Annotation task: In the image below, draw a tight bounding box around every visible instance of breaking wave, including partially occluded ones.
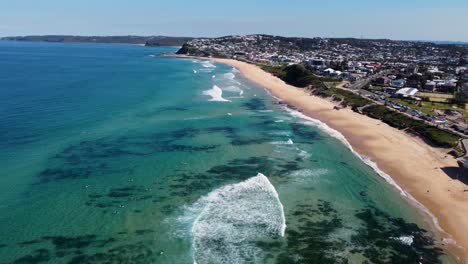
[201,61,216,68]
[223,72,236,80]
[203,85,231,102]
[272,138,294,145]
[297,149,312,159]
[222,85,244,96]
[190,173,286,264]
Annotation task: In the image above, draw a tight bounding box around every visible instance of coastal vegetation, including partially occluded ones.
[261,64,329,88]
[176,43,227,58]
[362,105,460,148]
[260,64,461,148]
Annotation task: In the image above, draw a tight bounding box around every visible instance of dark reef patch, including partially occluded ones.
[289,122,321,142]
[134,229,155,236]
[243,97,267,111]
[206,156,277,180]
[42,235,97,251]
[136,106,189,118]
[204,126,238,136]
[85,185,155,209]
[67,241,159,264]
[276,200,444,264]
[277,200,348,264]
[230,137,273,146]
[17,240,42,246]
[12,248,51,264]
[159,156,305,207]
[352,208,443,264]
[37,127,222,183]
[11,231,160,264]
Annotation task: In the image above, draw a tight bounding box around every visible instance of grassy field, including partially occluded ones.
[324,82,342,88]
[389,98,468,121]
[416,92,455,103]
[366,85,383,92]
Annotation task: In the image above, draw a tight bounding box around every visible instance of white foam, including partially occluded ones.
[190,173,286,264]
[269,131,291,137]
[275,120,284,123]
[272,138,294,145]
[395,235,414,246]
[212,75,216,79]
[193,69,197,74]
[298,149,312,159]
[222,85,244,96]
[283,106,447,236]
[202,85,231,102]
[222,66,448,241]
[223,72,236,80]
[442,238,457,245]
[198,68,214,73]
[201,61,216,68]
[289,168,328,179]
[183,116,211,121]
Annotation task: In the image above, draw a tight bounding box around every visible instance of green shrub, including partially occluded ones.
[363,105,460,147]
[261,64,461,148]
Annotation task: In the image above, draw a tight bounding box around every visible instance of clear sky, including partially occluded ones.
[1,0,468,41]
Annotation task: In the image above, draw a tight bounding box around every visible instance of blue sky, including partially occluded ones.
[1,0,468,41]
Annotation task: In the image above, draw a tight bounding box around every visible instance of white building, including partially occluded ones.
[395,88,419,97]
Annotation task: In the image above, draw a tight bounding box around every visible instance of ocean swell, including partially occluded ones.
[190,173,286,264]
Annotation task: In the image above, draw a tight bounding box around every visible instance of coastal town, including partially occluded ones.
[178,34,468,168]
[5,0,468,262]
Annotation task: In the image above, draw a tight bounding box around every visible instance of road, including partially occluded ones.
[333,72,468,137]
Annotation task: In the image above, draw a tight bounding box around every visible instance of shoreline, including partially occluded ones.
[175,55,468,262]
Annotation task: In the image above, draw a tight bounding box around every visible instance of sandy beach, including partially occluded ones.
[188,56,468,262]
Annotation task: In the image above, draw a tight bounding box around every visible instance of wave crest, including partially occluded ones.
[203,85,231,102]
[191,173,286,264]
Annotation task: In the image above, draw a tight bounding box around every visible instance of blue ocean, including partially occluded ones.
[0,41,456,263]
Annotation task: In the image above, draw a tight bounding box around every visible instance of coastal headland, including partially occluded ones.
[175,54,468,262]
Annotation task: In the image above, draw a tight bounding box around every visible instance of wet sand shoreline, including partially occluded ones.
[173,54,468,263]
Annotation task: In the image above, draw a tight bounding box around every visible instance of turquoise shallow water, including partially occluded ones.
[0,41,456,263]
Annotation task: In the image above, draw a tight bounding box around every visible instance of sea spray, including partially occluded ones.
[189,173,286,264]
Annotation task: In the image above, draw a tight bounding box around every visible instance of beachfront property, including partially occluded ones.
[394,87,419,98]
[180,35,468,133]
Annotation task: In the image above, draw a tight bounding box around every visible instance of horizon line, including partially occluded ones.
[2,34,468,44]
